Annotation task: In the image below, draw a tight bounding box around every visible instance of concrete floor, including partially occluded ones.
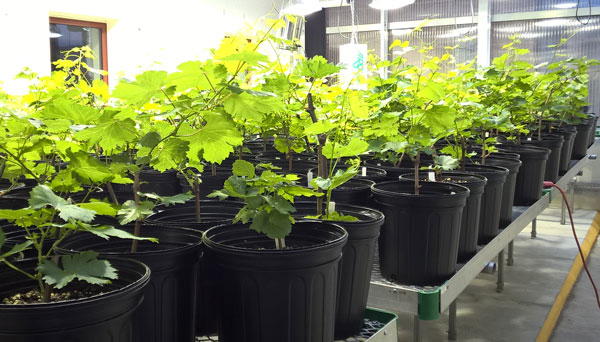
[389,207,599,342]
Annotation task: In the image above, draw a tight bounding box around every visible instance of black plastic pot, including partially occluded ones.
[549,129,577,174]
[399,172,487,262]
[572,118,594,159]
[203,221,348,342]
[371,181,469,285]
[499,144,551,206]
[477,157,522,229]
[146,200,243,337]
[176,167,232,198]
[258,159,318,174]
[331,178,376,206]
[588,113,598,147]
[58,225,202,342]
[363,159,425,182]
[0,258,150,342]
[292,202,384,338]
[139,168,181,196]
[461,165,508,244]
[256,151,315,162]
[308,166,387,183]
[521,134,564,183]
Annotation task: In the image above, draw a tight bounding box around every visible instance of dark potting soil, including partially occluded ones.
[2,282,116,304]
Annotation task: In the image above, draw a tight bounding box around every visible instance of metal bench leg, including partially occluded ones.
[414,315,422,342]
[507,240,514,266]
[531,218,537,239]
[448,300,457,341]
[497,249,505,293]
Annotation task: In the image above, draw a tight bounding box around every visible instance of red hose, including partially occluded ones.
[544,181,600,310]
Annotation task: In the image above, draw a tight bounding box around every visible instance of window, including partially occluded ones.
[49,17,108,84]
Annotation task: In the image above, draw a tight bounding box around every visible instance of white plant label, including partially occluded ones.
[362,166,367,176]
[339,43,368,90]
[428,172,436,182]
[307,171,313,188]
[328,201,336,213]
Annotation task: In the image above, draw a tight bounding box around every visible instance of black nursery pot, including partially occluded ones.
[139,168,181,196]
[521,134,564,183]
[499,144,551,206]
[259,159,318,174]
[399,172,487,262]
[176,167,233,199]
[330,178,376,206]
[371,181,469,285]
[364,158,433,182]
[308,166,387,183]
[146,200,243,336]
[588,113,598,147]
[549,129,577,174]
[58,225,202,342]
[203,221,348,342]
[292,202,384,338]
[0,258,150,342]
[462,164,508,244]
[477,157,522,229]
[572,118,594,159]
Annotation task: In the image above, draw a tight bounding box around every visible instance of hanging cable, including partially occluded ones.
[350,0,358,44]
[336,0,351,39]
[576,0,592,26]
[544,181,600,310]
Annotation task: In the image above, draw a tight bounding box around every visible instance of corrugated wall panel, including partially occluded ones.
[492,0,600,14]
[388,0,478,22]
[389,24,477,68]
[491,17,600,115]
[326,30,380,65]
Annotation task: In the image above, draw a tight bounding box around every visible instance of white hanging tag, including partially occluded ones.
[428,172,436,182]
[328,201,336,213]
[361,166,367,176]
[307,171,313,188]
[485,132,490,138]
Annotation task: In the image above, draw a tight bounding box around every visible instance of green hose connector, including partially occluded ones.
[542,188,552,202]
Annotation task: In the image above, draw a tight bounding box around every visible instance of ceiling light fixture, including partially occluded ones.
[369,0,415,10]
[281,0,323,16]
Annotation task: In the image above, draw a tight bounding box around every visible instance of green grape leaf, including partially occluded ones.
[232,159,255,177]
[83,224,158,242]
[150,138,189,172]
[433,155,459,171]
[264,194,296,215]
[304,120,335,135]
[218,50,269,66]
[77,201,119,216]
[74,118,137,151]
[295,56,341,79]
[140,131,162,148]
[67,151,114,184]
[39,99,102,125]
[250,209,292,240]
[322,138,368,159]
[0,240,33,260]
[139,192,194,206]
[223,92,284,121]
[37,251,117,289]
[116,200,154,225]
[182,112,243,164]
[112,70,167,106]
[310,177,332,190]
[166,60,228,92]
[29,185,96,223]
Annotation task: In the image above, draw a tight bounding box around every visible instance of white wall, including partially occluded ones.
[0,0,285,93]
